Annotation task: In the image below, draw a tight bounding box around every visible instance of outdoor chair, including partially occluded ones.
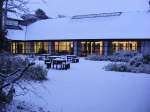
[45,62,51,69]
[45,59,50,64]
[52,60,62,70]
[72,58,79,63]
[62,62,70,70]
[39,56,44,61]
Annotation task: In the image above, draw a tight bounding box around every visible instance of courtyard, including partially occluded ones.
[14,58,150,112]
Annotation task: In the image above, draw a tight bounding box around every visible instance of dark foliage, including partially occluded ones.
[35,8,49,19]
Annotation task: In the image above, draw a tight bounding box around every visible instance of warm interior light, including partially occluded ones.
[112,41,138,52]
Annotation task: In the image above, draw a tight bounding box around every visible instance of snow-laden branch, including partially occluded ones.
[0,62,35,90]
[4,0,29,13]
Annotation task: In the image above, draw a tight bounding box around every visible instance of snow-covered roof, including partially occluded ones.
[7,0,150,40]
[26,0,149,17]
[7,11,150,40]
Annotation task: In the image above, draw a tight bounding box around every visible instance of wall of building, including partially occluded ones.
[141,40,150,55]
[10,39,144,56]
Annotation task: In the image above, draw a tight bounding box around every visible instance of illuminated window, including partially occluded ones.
[112,41,138,53]
[11,42,16,54]
[14,42,25,54]
[34,42,48,54]
[54,41,73,54]
[80,41,103,56]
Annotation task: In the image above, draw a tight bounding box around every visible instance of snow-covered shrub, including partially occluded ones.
[105,54,150,74]
[129,55,144,67]
[0,53,48,81]
[85,54,109,61]
[86,51,139,62]
[0,53,26,74]
[129,55,150,73]
[130,66,144,73]
[25,65,48,81]
[143,55,150,64]
[85,54,101,61]
[0,53,47,110]
[106,55,129,62]
[113,51,137,57]
[0,53,24,110]
[105,63,130,72]
[142,64,150,74]
[108,51,138,62]
[7,100,51,112]
[105,63,144,73]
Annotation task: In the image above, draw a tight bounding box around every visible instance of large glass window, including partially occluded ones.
[80,41,103,56]
[54,41,73,55]
[11,42,25,54]
[11,42,16,54]
[34,42,48,54]
[111,41,138,53]
[25,42,35,54]
[11,41,49,54]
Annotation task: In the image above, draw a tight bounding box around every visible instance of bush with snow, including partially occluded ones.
[0,53,48,81]
[85,54,106,61]
[86,51,139,62]
[108,51,138,62]
[105,63,130,72]
[143,55,150,64]
[24,64,48,81]
[129,55,144,67]
[105,54,150,74]
[113,50,137,57]
[0,53,48,110]
[7,100,50,112]
[0,53,28,74]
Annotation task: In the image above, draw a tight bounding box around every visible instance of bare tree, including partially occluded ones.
[0,0,29,52]
[0,62,34,111]
[0,0,5,52]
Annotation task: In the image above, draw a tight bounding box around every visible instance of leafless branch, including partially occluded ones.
[0,69,21,79]
[5,0,30,13]
[0,63,35,90]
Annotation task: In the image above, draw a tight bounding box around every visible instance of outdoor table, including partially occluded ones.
[66,55,77,58]
[72,58,79,63]
[66,55,77,61]
[48,56,61,62]
[45,62,51,69]
[52,58,68,70]
[45,59,51,64]
[29,53,36,58]
[40,54,51,58]
[66,55,79,63]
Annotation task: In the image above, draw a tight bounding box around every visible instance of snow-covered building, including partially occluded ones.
[7,0,150,56]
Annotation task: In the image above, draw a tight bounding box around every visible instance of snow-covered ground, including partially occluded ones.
[14,59,150,112]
